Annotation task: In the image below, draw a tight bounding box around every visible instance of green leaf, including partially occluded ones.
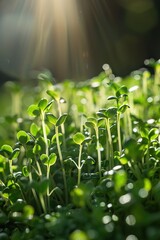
[46,113,57,125]
[97,107,117,119]
[10,148,20,160]
[73,132,85,145]
[38,98,48,111]
[36,137,46,154]
[116,85,128,98]
[37,178,49,194]
[27,104,40,117]
[48,153,57,166]
[85,117,97,128]
[118,104,130,114]
[40,152,57,167]
[107,96,118,101]
[33,144,41,154]
[46,90,60,101]
[1,144,13,156]
[148,128,159,141]
[17,131,30,144]
[83,137,92,144]
[44,100,54,111]
[85,121,95,128]
[30,123,39,137]
[106,107,117,118]
[96,111,106,118]
[22,166,29,177]
[40,154,48,165]
[56,113,68,126]
[51,133,63,144]
[3,183,22,203]
[98,118,104,127]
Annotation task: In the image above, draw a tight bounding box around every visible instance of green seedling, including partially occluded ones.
[97,107,117,169]
[85,117,104,178]
[0,62,160,239]
[72,132,86,185]
[47,89,67,148]
[47,112,68,203]
[108,86,130,154]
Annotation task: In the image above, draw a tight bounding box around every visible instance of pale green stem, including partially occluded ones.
[36,160,43,176]
[117,112,122,154]
[95,126,101,178]
[145,142,150,170]
[77,144,83,185]
[41,111,49,156]
[105,118,114,169]
[126,108,132,137]
[55,126,68,203]
[57,100,66,149]
[9,159,13,174]
[39,193,47,214]
[29,172,41,214]
[46,165,50,211]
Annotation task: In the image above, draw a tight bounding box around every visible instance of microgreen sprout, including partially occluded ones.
[73,132,86,185]
[0,62,160,239]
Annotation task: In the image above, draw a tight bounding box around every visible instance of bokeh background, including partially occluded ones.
[0,0,160,84]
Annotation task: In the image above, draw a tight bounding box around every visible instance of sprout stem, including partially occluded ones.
[77,144,83,185]
[55,126,68,203]
[117,112,122,154]
[41,111,49,156]
[95,126,102,178]
[105,118,114,169]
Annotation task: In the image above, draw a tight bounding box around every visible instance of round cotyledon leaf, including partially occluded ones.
[73,132,85,145]
[17,131,30,144]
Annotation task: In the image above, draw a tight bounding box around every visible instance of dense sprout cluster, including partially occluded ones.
[0,61,160,239]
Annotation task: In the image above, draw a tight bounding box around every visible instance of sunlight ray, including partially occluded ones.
[0,0,114,81]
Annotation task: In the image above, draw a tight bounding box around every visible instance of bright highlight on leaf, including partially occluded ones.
[17,130,30,144]
[1,144,13,155]
[40,153,57,166]
[38,98,48,111]
[27,104,40,117]
[30,123,39,137]
[73,132,85,145]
